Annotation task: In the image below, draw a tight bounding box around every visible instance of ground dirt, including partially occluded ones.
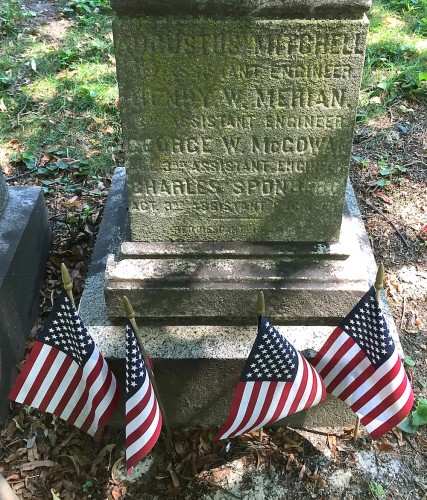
[1,2,426,499]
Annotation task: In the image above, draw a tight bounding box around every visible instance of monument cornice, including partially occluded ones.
[111,0,371,19]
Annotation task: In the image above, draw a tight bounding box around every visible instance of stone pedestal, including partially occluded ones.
[80,170,401,429]
[83,0,381,428]
[0,174,51,424]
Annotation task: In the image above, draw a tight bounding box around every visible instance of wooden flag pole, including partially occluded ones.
[123,296,173,446]
[353,263,384,443]
[61,263,76,308]
[257,292,265,442]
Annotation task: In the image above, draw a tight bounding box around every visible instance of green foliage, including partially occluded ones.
[0,0,23,35]
[368,159,408,187]
[398,398,427,433]
[81,480,94,493]
[359,0,427,121]
[369,481,386,499]
[403,355,416,366]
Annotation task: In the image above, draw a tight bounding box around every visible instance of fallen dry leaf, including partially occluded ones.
[377,439,394,452]
[20,460,55,471]
[418,437,427,448]
[392,427,405,446]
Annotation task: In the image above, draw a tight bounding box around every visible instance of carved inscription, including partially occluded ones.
[116,18,369,241]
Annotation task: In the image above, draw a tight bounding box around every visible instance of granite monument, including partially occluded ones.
[80,0,390,428]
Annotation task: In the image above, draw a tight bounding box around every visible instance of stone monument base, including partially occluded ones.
[0,187,51,424]
[80,168,400,429]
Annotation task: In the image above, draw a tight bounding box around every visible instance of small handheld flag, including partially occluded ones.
[311,286,414,439]
[125,321,162,474]
[214,316,327,441]
[9,290,119,439]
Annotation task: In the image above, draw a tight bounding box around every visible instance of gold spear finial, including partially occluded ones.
[123,295,135,323]
[256,291,265,317]
[61,263,75,307]
[375,263,384,301]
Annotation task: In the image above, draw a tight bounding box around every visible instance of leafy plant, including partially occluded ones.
[368,160,408,187]
[369,481,386,499]
[81,480,94,493]
[398,398,427,433]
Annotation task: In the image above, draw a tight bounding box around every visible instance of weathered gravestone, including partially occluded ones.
[105,0,373,324]
[0,169,51,424]
[80,0,391,427]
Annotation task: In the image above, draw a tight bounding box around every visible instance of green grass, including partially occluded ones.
[0,0,119,183]
[359,0,427,122]
[0,0,426,182]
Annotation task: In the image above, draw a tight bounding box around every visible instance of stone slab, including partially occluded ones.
[111,0,371,19]
[80,169,401,428]
[105,181,376,324]
[0,170,8,217]
[0,187,51,424]
[114,16,369,242]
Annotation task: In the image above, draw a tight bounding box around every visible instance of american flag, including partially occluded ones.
[126,322,162,475]
[214,317,326,441]
[9,291,119,439]
[311,286,414,439]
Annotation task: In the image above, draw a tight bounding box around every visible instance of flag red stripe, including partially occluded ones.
[304,362,322,410]
[21,348,60,407]
[326,349,366,393]
[52,365,84,417]
[126,414,162,472]
[80,365,114,433]
[127,397,159,446]
[317,336,354,380]
[230,382,263,437]
[66,354,103,425]
[242,382,278,434]
[336,364,376,402]
[312,327,342,366]
[361,369,411,426]
[127,383,153,425]
[38,355,74,412]
[368,384,414,440]
[214,382,247,440]
[269,382,294,421]
[288,358,309,415]
[8,342,45,401]
[351,357,401,413]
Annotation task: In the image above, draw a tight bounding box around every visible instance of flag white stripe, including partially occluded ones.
[44,361,80,414]
[332,356,371,398]
[127,403,161,460]
[60,353,99,421]
[295,355,312,413]
[323,343,361,388]
[243,382,286,432]
[276,355,305,421]
[86,370,118,436]
[239,382,286,434]
[354,361,406,415]
[29,350,68,409]
[314,331,348,372]
[313,369,324,406]
[14,345,52,403]
[365,379,413,435]
[127,373,150,414]
[344,351,400,407]
[219,383,256,439]
[74,350,109,428]
[127,388,156,437]
[231,382,274,436]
